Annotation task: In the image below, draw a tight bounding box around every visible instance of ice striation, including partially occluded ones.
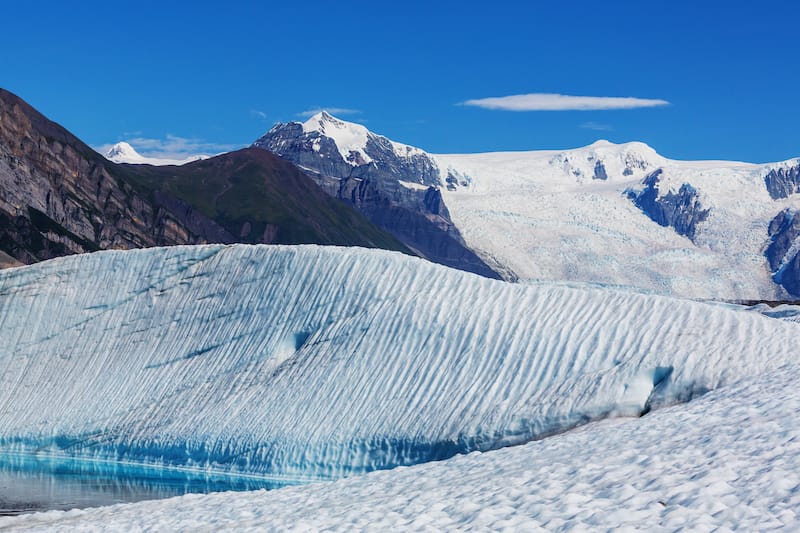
[8,363,799,531]
[0,244,798,482]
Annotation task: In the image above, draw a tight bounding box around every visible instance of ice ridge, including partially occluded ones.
[0,245,797,481]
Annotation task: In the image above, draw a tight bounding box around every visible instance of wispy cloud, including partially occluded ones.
[461,93,669,111]
[296,107,361,118]
[580,121,614,131]
[96,135,241,159]
[250,109,268,120]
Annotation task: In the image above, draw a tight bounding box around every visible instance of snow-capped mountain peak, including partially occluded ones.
[103,142,209,166]
[254,113,441,180]
[542,140,666,183]
[301,111,373,164]
[105,141,143,163]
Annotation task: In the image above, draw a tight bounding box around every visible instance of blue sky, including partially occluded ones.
[2,0,799,162]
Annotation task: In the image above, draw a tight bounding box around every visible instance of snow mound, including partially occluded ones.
[0,245,797,482]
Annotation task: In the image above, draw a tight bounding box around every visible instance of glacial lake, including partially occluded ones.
[0,453,285,516]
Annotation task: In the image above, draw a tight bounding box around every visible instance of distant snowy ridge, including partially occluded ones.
[434,145,800,299]
[0,245,797,482]
[103,142,208,166]
[254,112,800,298]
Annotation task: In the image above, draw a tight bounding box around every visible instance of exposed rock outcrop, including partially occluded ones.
[764,163,800,199]
[766,208,800,296]
[253,113,500,279]
[627,169,710,241]
[0,89,198,263]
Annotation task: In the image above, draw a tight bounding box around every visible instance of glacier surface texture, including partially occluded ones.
[6,364,798,531]
[0,244,798,482]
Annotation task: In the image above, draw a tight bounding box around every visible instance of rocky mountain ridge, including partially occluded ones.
[253,112,501,279]
[0,90,409,267]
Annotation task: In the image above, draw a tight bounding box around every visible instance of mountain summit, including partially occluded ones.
[254,113,501,279]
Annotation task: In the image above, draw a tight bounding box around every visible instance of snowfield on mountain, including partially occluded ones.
[435,142,800,298]
[256,113,800,299]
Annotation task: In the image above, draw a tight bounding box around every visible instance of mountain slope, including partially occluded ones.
[253,112,501,279]
[0,244,797,482]
[0,89,409,266]
[255,113,800,298]
[116,147,411,249]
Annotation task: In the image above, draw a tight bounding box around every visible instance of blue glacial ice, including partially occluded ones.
[0,244,797,482]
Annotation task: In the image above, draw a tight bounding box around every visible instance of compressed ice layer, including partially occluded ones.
[0,244,797,481]
[7,363,798,531]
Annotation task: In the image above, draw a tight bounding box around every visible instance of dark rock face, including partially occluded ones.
[151,191,235,244]
[253,116,501,279]
[593,160,608,180]
[626,169,711,241]
[764,164,800,199]
[0,89,200,265]
[766,209,800,296]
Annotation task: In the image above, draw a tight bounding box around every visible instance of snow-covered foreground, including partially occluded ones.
[0,244,798,484]
[4,362,798,531]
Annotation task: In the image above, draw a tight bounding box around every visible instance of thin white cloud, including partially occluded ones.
[461,93,669,111]
[580,121,614,131]
[296,107,361,118]
[250,109,268,120]
[95,135,241,159]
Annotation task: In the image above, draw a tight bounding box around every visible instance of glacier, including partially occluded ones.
[10,363,797,531]
[436,144,800,299]
[0,244,798,483]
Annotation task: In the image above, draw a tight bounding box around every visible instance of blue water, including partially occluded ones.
[0,453,287,516]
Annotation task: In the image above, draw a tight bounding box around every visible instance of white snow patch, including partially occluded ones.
[398,180,429,191]
[302,112,372,164]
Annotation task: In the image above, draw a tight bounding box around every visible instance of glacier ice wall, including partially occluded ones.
[0,244,797,481]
